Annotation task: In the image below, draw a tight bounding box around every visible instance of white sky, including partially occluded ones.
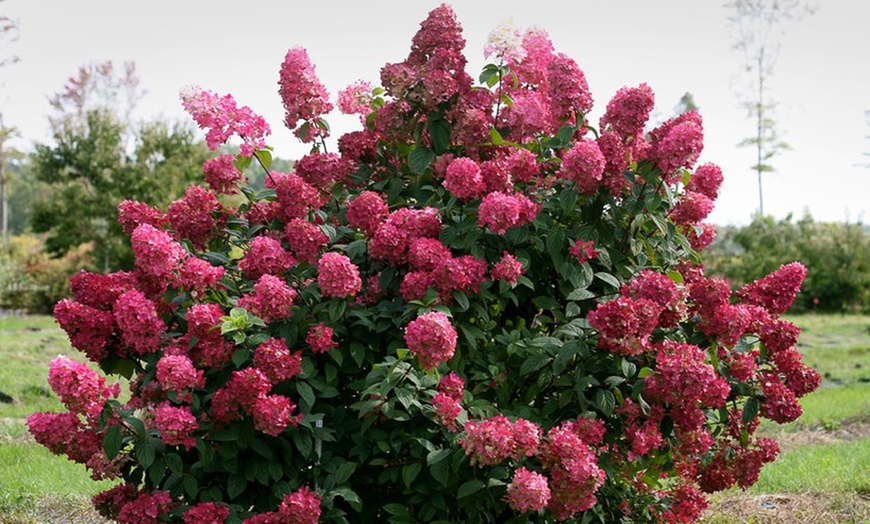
[1,0,868,226]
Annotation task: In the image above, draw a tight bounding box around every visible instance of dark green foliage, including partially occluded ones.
[705,215,870,312]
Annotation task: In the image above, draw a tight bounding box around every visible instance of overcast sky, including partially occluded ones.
[1,0,869,225]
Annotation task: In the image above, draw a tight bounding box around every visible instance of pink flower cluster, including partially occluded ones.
[477,191,539,234]
[461,415,541,466]
[491,251,525,284]
[317,252,362,298]
[431,372,464,431]
[558,140,605,193]
[237,274,297,322]
[242,486,321,524]
[540,423,606,520]
[253,337,303,383]
[202,154,243,195]
[569,239,599,265]
[337,80,373,119]
[180,85,270,156]
[346,191,389,237]
[279,47,333,142]
[154,403,198,449]
[306,322,338,354]
[239,236,296,280]
[587,296,660,355]
[599,83,655,139]
[404,311,458,369]
[506,467,551,512]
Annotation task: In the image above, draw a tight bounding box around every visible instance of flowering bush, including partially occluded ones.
[30,5,820,523]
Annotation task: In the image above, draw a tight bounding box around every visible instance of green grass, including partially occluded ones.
[0,444,115,497]
[751,438,870,494]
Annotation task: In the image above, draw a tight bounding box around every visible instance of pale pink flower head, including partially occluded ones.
[404,311,458,369]
[317,252,362,298]
[337,80,373,120]
[599,83,655,138]
[278,47,333,141]
[484,18,526,63]
[500,90,555,138]
[512,27,554,87]
[506,467,551,513]
[558,140,605,193]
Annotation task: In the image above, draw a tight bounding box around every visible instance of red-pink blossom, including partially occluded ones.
[202,154,243,195]
[180,86,270,156]
[587,297,661,355]
[154,403,198,449]
[478,191,538,234]
[117,489,175,524]
[408,237,452,272]
[93,484,138,521]
[431,392,462,432]
[113,289,166,354]
[278,47,333,141]
[284,218,329,264]
[47,356,118,417]
[546,52,593,120]
[156,354,204,393]
[277,486,322,524]
[267,171,325,222]
[306,322,338,354]
[317,252,362,298]
[569,239,600,265]
[237,274,297,322]
[337,80,373,120]
[177,256,225,293]
[294,152,349,192]
[671,191,714,226]
[687,162,724,200]
[622,269,687,328]
[404,311,458,369]
[648,111,704,181]
[491,251,525,284]
[599,83,655,139]
[183,502,230,524]
[507,467,551,513]
[253,394,301,436]
[131,224,186,282]
[254,337,303,383]
[167,185,224,249]
[238,236,296,280]
[117,200,167,235]
[444,157,485,200]
[559,139,605,193]
[346,191,389,236]
[737,262,807,315]
[461,415,541,466]
[54,299,116,362]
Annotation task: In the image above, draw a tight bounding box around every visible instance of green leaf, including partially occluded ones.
[228,474,247,500]
[428,118,451,154]
[408,146,435,175]
[335,461,357,484]
[136,438,156,469]
[254,148,272,170]
[743,397,760,425]
[402,462,422,489]
[331,487,363,512]
[594,272,622,289]
[453,291,470,311]
[520,354,550,376]
[427,448,451,466]
[621,359,637,378]
[165,452,183,475]
[297,381,316,411]
[594,389,616,417]
[567,288,595,301]
[103,425,123,459]
[457,479,485,499]
[489,127,504,145]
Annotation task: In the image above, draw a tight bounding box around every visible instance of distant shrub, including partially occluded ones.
[706,215,870,313]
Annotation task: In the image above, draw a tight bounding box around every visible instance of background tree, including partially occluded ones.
[30,61,209,271]
[727,0,813,217]
[0,1,19,247]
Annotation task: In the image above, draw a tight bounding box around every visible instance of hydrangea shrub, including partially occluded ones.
[30,5,820,523]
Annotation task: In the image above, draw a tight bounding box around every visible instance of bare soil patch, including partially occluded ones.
[703,491,870,523]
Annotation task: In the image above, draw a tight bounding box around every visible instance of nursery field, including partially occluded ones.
[0,314,867,523]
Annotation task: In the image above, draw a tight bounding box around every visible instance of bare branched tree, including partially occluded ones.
[727,0,814,217]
